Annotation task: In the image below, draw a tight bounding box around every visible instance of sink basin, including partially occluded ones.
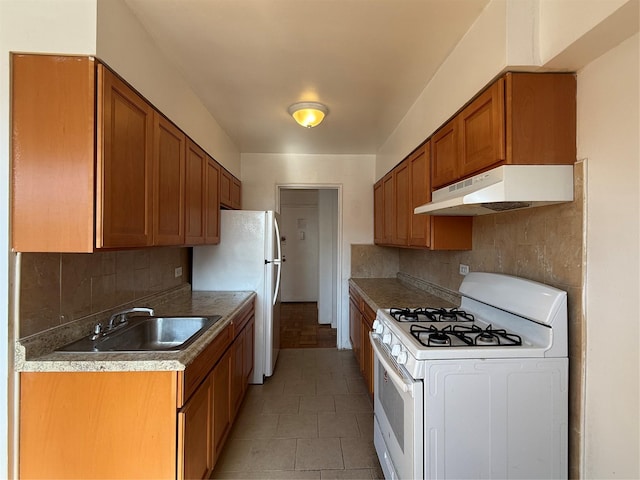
[57,316,222,352]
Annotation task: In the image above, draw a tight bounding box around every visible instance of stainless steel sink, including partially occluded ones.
[56,315,222,352]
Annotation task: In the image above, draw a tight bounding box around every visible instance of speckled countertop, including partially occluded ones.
[349,274,460,311]
[16,288,256,373]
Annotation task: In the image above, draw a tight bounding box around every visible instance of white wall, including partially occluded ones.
[242,153,375,348]
[539,0,636,68]
[377,0,515,178]
[96,0,241,176]
[0,1,99,476]
[578,33,639,479]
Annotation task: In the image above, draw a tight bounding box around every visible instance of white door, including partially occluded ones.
[280,204,319,302]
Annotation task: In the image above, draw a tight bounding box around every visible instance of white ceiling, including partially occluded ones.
[124,0,489,155]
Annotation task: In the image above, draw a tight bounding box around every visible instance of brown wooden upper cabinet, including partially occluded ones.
[11,54,228,252]
[431,73,576,190]
[220,168,242,210]
[374,141,472,251]
[205,158,221,244]
[97,64,154,248]
[185,139,207,245]
[185,141,223,246]
[12,54,98,252]
[153,113,186,246]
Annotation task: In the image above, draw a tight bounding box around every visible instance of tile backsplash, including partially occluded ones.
[350,244,399,278]
[19,247,191,338]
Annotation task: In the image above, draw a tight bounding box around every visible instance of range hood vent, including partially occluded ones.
[415,165,574,216]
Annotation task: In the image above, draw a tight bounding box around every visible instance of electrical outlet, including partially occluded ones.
[459,264,469,276]
[174,267,183,278]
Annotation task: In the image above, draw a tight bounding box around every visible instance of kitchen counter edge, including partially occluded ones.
[348,275,460,312]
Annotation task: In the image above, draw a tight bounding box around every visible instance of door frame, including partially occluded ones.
[276,184,343,343]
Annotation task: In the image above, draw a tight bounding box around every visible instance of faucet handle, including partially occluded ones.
[91,323,103,340]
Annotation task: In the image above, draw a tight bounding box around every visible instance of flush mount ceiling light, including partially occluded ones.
[288,102,328,128]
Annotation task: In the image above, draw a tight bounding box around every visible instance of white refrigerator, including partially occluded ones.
[192,210,282,384]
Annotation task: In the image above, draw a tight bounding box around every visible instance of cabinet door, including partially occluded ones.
[97,64,153,248]
[361,308,375,398]
[349,297,362,363]
[373,179,385,245]
[506,72,576,166]
[231,177,242,209]
[178,376,213,480]
[230,330,244,421]
[382,172,395,244]
[431,118,459,190]
[213,350,232,461]
[393,161,410,246]
[205,158,221,244]
[153,112,186,245]
[220,168,233,208]
[185,139,206,245]
[21,371,177,479]
[11,54,96,253]
[459,78,505,178]
[243,316,255,385]
[408,143,431,248]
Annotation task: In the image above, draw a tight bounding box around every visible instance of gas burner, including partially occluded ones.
[428,332,451,346]
[476,331,500,346]
[389,307,475,323]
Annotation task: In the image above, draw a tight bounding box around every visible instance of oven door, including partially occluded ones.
[370,332,423,480]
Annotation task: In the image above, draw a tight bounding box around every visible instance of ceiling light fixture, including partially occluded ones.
[288,102,328,128]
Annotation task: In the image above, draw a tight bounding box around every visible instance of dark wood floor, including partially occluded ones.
[280,302,337,348]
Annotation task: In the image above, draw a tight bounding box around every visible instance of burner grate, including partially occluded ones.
[389,307,475,323]
[409,323,522,348]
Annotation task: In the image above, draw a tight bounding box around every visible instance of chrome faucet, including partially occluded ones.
[106,307,154,331]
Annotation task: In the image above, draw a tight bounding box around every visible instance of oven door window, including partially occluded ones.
[379,363,405,450]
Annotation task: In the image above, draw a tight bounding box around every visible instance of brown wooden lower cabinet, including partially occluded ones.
[212,348,232,462]
[19,302,255,480]
[348,287,375,399]
[179,372,214,479]
[360,302,375,398]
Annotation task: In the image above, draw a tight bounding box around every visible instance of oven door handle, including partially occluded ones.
[370,332,416,398]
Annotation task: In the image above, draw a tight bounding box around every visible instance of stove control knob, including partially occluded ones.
[373,321,384,334]
[397,350,408,365]
[391,344,401,357]
[382,333,392,345]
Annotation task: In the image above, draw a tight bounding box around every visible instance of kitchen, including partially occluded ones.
[0,1,638,479]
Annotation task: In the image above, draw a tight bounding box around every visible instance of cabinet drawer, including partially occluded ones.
[231,302,254,337]
[179,324,232,406]
[363,302,376,325]
[348,286,364,311]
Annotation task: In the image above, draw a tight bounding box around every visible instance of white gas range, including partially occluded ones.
[370,272,568,480]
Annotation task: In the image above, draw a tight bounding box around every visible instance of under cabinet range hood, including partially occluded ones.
[414,165,574,216]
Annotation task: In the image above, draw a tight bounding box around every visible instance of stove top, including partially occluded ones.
[370,274,568,379]
[386,306,522,348]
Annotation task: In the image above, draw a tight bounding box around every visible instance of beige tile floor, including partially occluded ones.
[212,348,384,479]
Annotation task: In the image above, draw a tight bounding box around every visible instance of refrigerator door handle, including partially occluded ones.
[272,217,283,306]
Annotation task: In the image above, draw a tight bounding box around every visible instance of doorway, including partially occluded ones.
[277,186,340,348]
